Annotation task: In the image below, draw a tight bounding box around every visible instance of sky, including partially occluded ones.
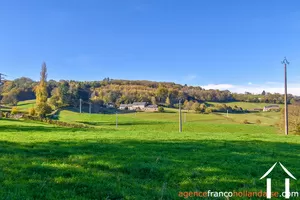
[0,0,300,95]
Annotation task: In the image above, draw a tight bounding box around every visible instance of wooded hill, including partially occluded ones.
[0,77,297,108]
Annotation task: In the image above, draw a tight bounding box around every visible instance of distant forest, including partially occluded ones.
[0,77,298,108]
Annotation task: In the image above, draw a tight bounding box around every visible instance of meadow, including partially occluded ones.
[0,103,299,199]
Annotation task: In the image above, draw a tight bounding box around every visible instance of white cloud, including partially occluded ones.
[201,84,235,90]
[201,82,300,95]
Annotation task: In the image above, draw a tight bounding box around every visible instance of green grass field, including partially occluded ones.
[0,106,299,199]
[17,99,36,111]
[208,101,283,110]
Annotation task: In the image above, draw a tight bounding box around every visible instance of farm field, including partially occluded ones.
[17,99,36,111]
[0,109,299,199]
[208,101,284,110]
[0,100,36,112]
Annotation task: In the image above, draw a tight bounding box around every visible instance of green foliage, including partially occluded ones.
[165,97,171,107]
[296,124,300,135]
[2,75,299,109]
[11,106,18,114]
[151,96,157,105]
[1,90,18,105]
[191,102,200,112]
[34,63,52,117]
[243,119,250,124]
[279,105,300,134]
[156,84,168,102]
[205,107,213,113]
[191,102,206,113]
[208,104,245,114]
[183,100,194,111]
[48,95,63,109]
[158,106,164,112]
[35,63,48,105]
[28,107,36,116]
[23,115,90,128]
[35,102,52,117]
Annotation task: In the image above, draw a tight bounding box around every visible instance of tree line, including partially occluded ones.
[0,64,298,111]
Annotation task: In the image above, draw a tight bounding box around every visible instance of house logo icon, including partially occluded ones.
[260,162,296,199]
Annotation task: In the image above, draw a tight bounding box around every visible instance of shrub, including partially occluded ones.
[28,107,36,116]
[256,119,262,124]
[158,106,164,112]
[11,107,18,115]
[243,119,250,124]
[296,124,300,135]
[205,107,212,114]
[278,105,300,134]
[35,102,52,117]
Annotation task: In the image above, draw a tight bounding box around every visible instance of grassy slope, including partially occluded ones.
[0,110,299,199]
[1,99,36,112]
[17,99,36,111]
[208,101,284,109]
[60,107,280,128]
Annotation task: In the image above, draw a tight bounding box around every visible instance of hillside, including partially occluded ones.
[1,78,297,110]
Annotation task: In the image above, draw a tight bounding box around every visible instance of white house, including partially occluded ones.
[132,102,147,110]
[119,104,128,110]
[119,102,158,111]
[145,105,158,112]
[119,104,133,110]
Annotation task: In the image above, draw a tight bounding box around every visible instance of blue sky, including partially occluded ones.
[0,0,300,94]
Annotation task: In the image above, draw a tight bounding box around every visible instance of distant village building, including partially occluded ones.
[145,105,158,112]
[106,103,115,108]
[132,102,147,110]
[119,104,133,110]
[119,102,157,112]
[263,105,280,112]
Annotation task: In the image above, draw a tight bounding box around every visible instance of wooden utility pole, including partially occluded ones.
[282,57,289,135]
[179,99,182,132]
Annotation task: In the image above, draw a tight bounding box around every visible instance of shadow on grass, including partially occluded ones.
[17,101,35,106]
[0,137,299,199]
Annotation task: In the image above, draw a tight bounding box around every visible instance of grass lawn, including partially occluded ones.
[0,110,299,199]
